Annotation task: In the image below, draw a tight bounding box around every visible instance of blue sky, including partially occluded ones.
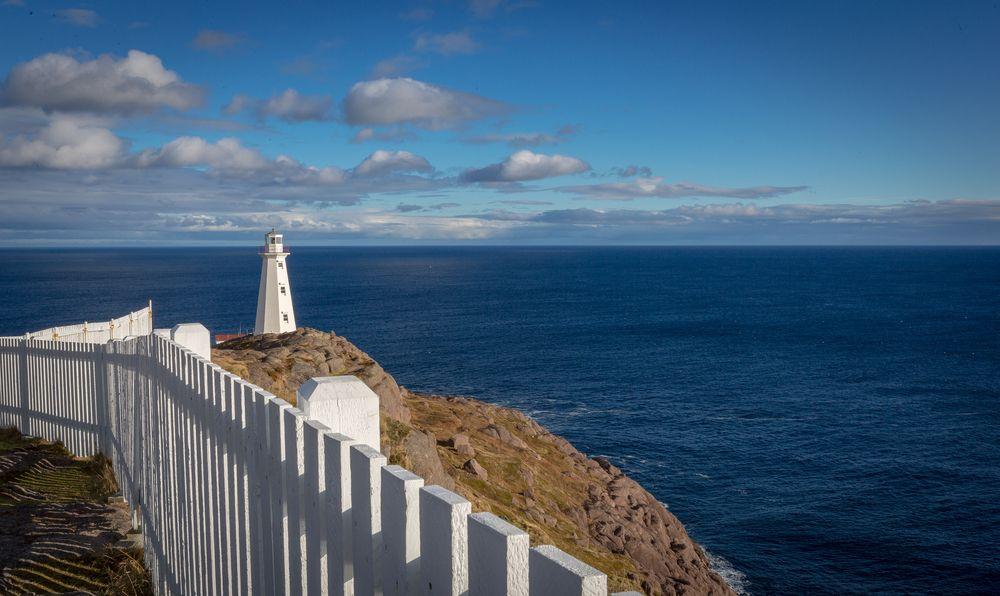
[0,0,998,245]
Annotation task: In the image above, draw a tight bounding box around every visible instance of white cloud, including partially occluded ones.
[395,202,460,212]
[258,89,331,121]
[559,177,808,200]
[0,106,54,135]
[467,0,536,19]
[0,114,125,169]
[135,136,268,171]
[467,132,560,146]
[343,77,508,130]
[350,126,417,144]
[55,8,99,27]
[399,7,433,21]
[468,0,503,18]
[1,50,204,114]
[463,124,578,148]
[132,137,437,189]
[462,150,590,182]
[414,31,479,55]
[191,30,248,52]
[369,55,424,79]
[221,95,251,116]
[494,199,553,206]
[271,155,349,185]
[353,150,432,177]
[612,165,652,178]
[133,136,349,185]
[224,89,332,122]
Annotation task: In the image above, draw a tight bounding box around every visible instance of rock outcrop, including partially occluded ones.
[215,329,734,595]
[213,328,411,423]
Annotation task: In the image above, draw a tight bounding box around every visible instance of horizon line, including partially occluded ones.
[1,243,999,249]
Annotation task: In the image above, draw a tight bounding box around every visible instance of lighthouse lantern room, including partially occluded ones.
[254,229,297,334]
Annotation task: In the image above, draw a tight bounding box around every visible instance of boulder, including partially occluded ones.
[462,458,489,480]
[481,423,528,450]
[446,433,476,457]
[401,428,455,490]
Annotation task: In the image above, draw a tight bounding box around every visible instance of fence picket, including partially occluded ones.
[323,431,356,596]
[382,465,423,596]
[421,485,472,596]
[351,443,386,596]
[529,545,607,596]
[469,512,529,596]
[302,419,328,596]
[283,406,307,595]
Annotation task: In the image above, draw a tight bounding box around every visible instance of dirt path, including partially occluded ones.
[0,428,150,595]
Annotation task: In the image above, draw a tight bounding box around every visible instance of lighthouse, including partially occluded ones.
[254,229,297,335]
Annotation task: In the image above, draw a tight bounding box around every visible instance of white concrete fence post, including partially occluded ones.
[298,376,380,451]
[170,323,211,362]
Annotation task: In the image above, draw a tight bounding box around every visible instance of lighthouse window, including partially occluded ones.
[277,262,283,269]
[282,314,289,323]
[280,286,287,295]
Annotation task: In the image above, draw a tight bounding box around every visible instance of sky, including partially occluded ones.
[0,0,998,245]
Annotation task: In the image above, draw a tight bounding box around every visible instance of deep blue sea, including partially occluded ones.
[1,247,998,594]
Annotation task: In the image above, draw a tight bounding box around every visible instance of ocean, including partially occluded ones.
[1,246,997,594]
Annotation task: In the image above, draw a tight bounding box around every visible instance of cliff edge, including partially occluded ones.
[214,328,734,595]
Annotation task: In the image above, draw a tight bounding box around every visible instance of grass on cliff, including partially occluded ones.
[0,427,152,595]
[393,397,646,594]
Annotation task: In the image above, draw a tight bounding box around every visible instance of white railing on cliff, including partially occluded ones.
[22,303,153,343]
[0,312,631,596]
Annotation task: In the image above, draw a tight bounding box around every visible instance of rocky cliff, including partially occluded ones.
[214,328,734,596]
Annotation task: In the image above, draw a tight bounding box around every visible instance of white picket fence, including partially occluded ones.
[0,319,629,596]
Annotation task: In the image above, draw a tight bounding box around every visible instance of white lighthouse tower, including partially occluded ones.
[254,229,297,335]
